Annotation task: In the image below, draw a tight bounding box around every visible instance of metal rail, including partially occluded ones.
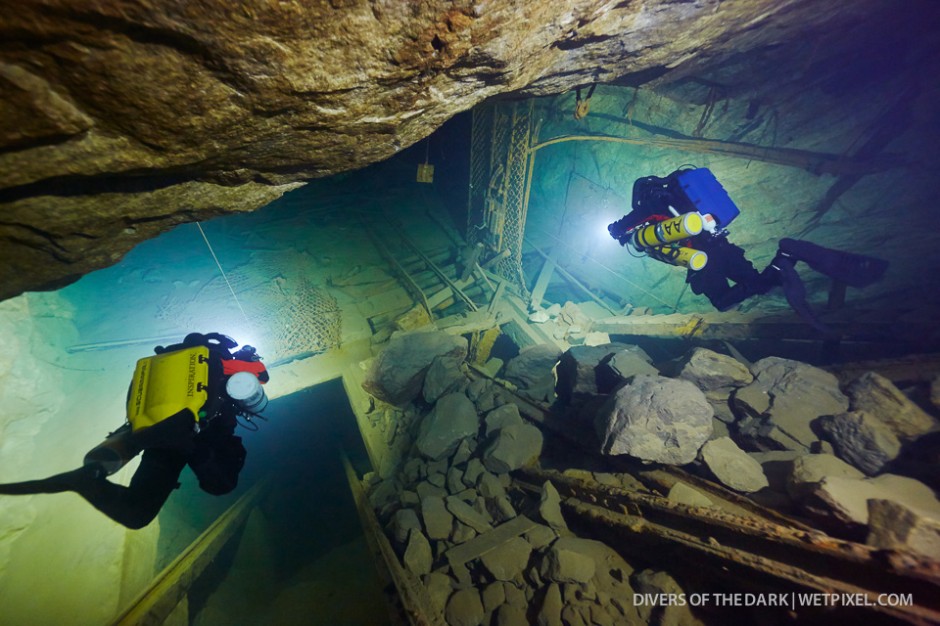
[515,468,940,625]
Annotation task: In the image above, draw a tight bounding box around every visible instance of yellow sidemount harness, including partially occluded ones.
[127,346,210,432]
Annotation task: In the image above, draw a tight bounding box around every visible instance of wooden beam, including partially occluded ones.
[366,226,432,319]
[341,454,444,626]
[591,311,938,345]
[529,249,557,310]
[524,238,616,315]
[110,478,271,626]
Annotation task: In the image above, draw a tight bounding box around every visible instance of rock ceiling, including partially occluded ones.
[1,0,936,301]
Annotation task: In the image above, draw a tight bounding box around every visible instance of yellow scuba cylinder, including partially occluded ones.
[647,245,708,271]
[632,213,704,249]
[127,346,210,432]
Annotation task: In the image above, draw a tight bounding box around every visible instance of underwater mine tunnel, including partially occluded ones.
[3,1,940,625]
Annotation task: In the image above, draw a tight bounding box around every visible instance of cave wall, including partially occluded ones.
[521,11,940,318]
[0,293,160,625]
[1,0,926,302]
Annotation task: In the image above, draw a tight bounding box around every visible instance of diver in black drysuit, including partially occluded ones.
[610,170,889,330]
[0,332,268,529]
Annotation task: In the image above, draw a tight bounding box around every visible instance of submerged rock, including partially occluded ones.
[595,375,713,465]
[846,372,939,442]
[555,343,630,404]
[699,437,768,493]
[540,537,597,583]
[786,453,865,499]
[816,411,901,475]
[734,357,848,452]
[403,529,433,576]
[482,423,544,473]
[415,392,479,461]
[480,536,533,581]
[446,588,486,626]
[675,347,753,394]
[363,330,467,406]
[867,499,940,559]
[802,473,940,527]
[503,344,562,402]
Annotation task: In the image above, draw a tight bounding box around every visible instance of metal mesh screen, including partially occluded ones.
[468,101,533,297]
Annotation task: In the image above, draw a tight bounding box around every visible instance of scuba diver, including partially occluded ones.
[0,332,269,529]
[607,167,889,331]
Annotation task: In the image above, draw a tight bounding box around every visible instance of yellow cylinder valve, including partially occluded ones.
[633,212,704,249]
[647,245,708,271]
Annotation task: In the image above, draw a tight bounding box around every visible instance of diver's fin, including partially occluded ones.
[775,258,831,333]
[778,238,888,288]
[0,465,105,496]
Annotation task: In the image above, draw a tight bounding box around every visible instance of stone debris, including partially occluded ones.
[415,392,479,461]
[667,481,715,508]
[866,499,940,559]
[675,347,754,394]
[502,344,562,402]
[606,345,659,380]
[699,437,769,493]
[633,569,703,626]
[362,333,940,626]
[540,537,597,583]
[423,355,468,403]
[483,403,525,436]
[404,528,433,576]
[595,375,714,464]
[786,453,865,499]
[556,343,630,404]
[482,423,544,473]
[445,588,485,626]
[734,357,848,452]
[846,372,939,441]
[801,473,940,528]
[363,329,468,406]
[480,536,533,580]
[816,411,901,475]
[539,481,569,532]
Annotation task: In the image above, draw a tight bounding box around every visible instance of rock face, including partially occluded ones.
[3,0,912,301]
[363,330,467,406]
[595,375,714,465]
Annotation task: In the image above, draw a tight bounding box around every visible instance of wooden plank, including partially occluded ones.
[341,453,415,626]
[529,251,557,310]
[524,238,616,315]
[444,515,538,569]
[592,312,937,344]
[367,226,432,319]
[110,478,271,626]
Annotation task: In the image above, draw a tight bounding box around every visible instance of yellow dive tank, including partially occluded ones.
[647,245,708,271]
[632,213,704,249]
[126,346,210,432]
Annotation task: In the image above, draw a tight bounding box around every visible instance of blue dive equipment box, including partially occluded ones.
[677,168,740,228]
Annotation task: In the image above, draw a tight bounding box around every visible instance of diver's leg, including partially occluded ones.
[771,256,830,333]
[73,448,188,529]
[778,238,888,287]
[690,240,769,310]
[0,449,189,529]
